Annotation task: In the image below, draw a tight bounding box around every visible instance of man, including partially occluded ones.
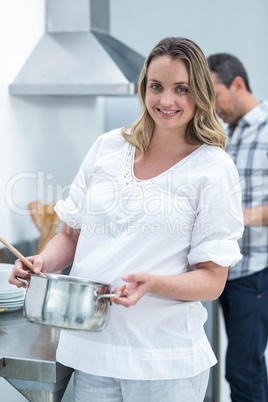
[208,53,268,402]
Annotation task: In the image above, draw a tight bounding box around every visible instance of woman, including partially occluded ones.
[9,37,244,401]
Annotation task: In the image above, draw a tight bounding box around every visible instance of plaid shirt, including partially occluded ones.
[226,100,268,280]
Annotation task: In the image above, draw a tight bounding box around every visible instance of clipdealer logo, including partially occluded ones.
[4,169,248,232]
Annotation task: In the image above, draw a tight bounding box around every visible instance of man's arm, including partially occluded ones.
[243,204,268,226]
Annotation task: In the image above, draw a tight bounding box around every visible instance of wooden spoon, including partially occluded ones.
[0,236,46,278]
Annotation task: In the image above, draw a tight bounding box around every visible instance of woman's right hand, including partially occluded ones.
[8,255,46,288]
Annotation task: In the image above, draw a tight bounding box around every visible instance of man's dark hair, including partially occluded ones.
[207,53,252,93]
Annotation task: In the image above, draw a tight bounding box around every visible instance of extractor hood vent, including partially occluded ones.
[9,0,145,96]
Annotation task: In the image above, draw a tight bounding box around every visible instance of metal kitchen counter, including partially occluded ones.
[0,309,73,402]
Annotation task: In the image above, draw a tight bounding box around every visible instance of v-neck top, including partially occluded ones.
[55,128,244,380]
[125,142,205,186]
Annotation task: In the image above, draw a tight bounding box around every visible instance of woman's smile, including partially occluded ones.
[156,108,180,116]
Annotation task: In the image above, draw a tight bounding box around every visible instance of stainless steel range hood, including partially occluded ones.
[9,0,145,96]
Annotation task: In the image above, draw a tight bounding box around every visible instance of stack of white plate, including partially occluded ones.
[0,263,25,313]
[0,287,25,312]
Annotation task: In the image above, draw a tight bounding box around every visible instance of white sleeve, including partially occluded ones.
[54,135,104,229]
[187,155,244,268]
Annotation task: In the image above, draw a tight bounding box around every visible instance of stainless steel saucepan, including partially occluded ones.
[20,273,120,332]
[0,236,123,332]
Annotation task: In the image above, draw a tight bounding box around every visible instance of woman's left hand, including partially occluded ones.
[111,271,150,307]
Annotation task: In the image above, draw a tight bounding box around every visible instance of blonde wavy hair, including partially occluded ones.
[122,37,226,157]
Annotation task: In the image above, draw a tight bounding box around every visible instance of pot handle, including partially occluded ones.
[16,277,29,287]
[96,293,126,304]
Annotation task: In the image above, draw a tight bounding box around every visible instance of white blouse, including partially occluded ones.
[55,128,244,380]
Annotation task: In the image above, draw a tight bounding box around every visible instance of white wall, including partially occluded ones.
[110,0,268,101]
